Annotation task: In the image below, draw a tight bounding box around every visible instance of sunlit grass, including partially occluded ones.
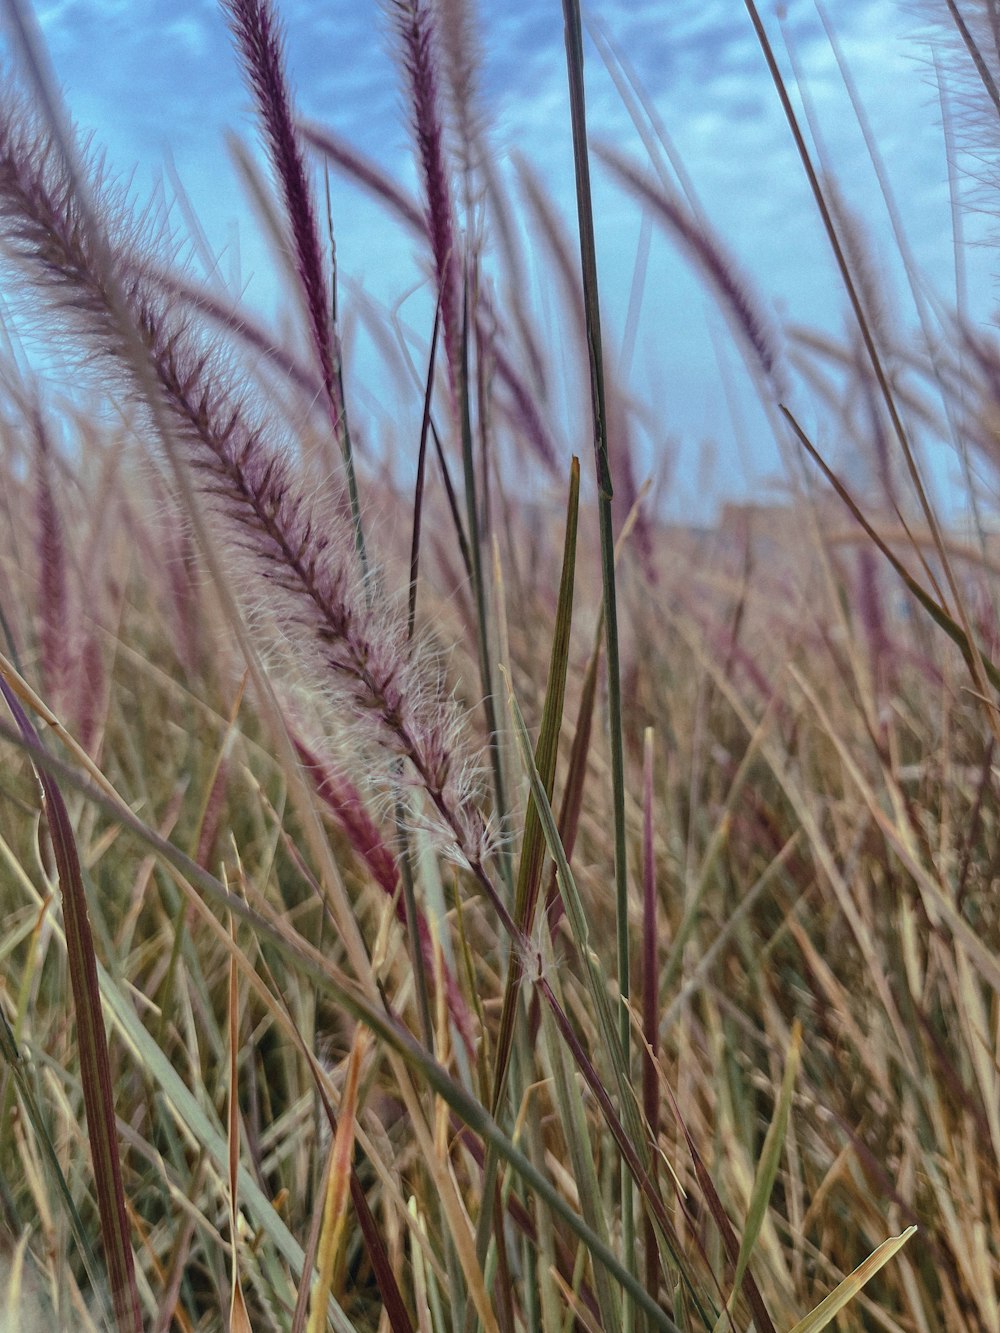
[0,1,997,1330]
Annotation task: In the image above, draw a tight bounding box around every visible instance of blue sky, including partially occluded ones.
[9,0,993,519]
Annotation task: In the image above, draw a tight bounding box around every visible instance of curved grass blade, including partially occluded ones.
[0,678,142,1333]
[641,726,662,1301]
[783,406,1000,697]
[227,913,253,1333]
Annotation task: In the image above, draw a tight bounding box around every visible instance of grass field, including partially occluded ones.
[0,1,998,1330]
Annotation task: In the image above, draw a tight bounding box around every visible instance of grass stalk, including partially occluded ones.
[559,4,636,1320]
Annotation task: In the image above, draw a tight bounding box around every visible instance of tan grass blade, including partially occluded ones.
[308,1030,367,1333]
[1,1231,31,1330]
[538,969,622,1332]
[0,1004,105,1298]
[227,912,254,1333]
[230,1274,254,1333]
[781,407,1000,723]
[786,1227,918,1333]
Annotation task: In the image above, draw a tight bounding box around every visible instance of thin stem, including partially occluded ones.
[560,2,635,1321]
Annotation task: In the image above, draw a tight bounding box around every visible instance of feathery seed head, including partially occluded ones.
[0,88,487,867]
[221,0,346,437]
[385,0,463,406]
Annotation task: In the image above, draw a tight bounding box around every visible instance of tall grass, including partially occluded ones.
[0,1,997,1330]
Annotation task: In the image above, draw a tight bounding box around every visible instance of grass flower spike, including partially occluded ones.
[0,93,487,866]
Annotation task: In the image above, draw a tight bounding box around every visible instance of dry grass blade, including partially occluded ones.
[0,1231,32,1329]
[227,912,253,1333]
[782,405,1000,702]
[0,1005,105,1301]
[786,1228,918,1333]
[641,725,662,1303]
[307,1030,367,1333]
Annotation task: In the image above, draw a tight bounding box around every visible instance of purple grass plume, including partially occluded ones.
[599,145,786,397]
[386,0,463,409]
[0,94,490,868]
[435,0,487,198]
[220,0,346,438]
[302,120,562,471]
[299,120,427,234]
[30,400,72,711]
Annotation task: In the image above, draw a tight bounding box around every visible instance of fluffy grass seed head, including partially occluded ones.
[0,88,489,865]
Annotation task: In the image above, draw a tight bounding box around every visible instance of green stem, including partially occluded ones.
[560,1,635,1322]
